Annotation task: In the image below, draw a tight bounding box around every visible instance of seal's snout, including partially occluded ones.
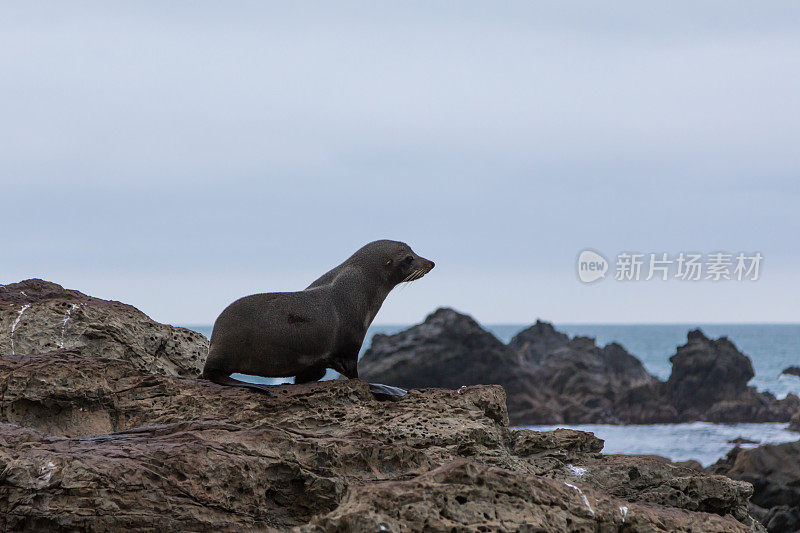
[417,256,434,273]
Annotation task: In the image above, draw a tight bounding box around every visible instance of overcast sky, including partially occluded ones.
[1,2,798,325]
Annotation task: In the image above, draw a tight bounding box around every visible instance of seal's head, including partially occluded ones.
[350,240,435,287]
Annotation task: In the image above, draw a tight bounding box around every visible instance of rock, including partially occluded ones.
[0,279,207,376]
[507,319,569,364]
[729,437,759,445]
[362,309,797,425]
[667,330,754,412]
[790,410,800,432]
[708,441,800,533]
[518,336,659,424]
[360,308,661,425]
[0,350,761,531]
[676,459,704,471]
[759,505,800,533]
[782,366,800,377]
[665,330,799,423]
[512,428,604,460]
[300,459,752,533]
[702,393,800,424]
[358,308,542,423]
[613,381,679,423]
[358,308,518,391]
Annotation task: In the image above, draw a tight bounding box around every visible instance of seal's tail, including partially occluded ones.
[198,369,274,395]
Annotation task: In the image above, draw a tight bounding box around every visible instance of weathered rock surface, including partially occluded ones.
[300,459,751,533]
[0,279,207,376]
[361,308,799,425]
[0,350,760,532]
[709,441,800,533]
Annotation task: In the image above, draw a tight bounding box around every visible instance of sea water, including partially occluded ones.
[185,323,800,464]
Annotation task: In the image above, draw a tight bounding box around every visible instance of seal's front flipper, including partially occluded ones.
[368,382,407,401]
[199,370,274,395]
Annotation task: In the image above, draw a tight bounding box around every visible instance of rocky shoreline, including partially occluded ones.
[0,279,798,531]
[0,350,762,531]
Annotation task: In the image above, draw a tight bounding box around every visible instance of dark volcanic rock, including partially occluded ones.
[358,308,544,423]
[665,330,799,423]
[361,308,661,425]
[525,337,659,424]
[0,279,207,376]
[0,350,759,532]
[613,381,679,423]
[782,366,800,377]
[361,309,797,426]
[729,437,759,445]
[508,319,569,364]
[358,307,518,391]
[667,329,755,413]
[708,441,800,533]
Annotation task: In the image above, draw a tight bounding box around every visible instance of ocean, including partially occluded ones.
[186,323,800,466]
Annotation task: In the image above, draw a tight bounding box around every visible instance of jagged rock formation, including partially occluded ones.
[356,308,518,391]
[665,330,798,422]
[510,334,659,424]
[360,308,658,425]
[0,350,760,532]
[360,308,799,425]
[0,279,207,376]
[617,330,800,424]
[356,308,542,421]
[507,319,569,365]
[709,440,800,533]
[668,329,756,411]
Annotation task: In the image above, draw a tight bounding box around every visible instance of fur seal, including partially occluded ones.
[199,240,434,397]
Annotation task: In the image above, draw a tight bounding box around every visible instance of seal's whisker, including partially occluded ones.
[406,270,422,283]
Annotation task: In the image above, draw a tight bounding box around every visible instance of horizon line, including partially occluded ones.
[180,321,800,327]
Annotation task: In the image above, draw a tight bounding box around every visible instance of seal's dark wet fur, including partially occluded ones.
[200,240,434,395]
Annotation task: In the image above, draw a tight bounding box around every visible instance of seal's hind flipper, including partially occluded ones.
[368,382,407,401]
[199,370,274,395]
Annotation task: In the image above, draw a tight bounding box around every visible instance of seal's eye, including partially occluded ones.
[404,255,414,264]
